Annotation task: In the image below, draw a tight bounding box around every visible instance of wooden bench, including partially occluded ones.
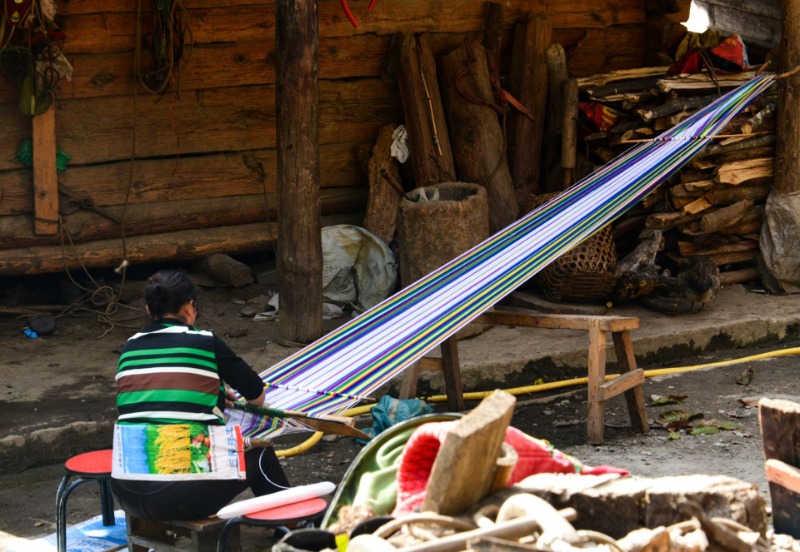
[399,308,650,445]
[126,515,240,552]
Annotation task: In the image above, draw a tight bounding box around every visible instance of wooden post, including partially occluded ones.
[32,104,59,235]
[482,2,504,85]
[542,43,568,192]
[759,398,800,537]
[276,0,322,344]
[507,14,551,203]
[760,0,800,293]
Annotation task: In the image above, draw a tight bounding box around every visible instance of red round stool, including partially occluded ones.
[55,449,116,552]
[216,497,329,552]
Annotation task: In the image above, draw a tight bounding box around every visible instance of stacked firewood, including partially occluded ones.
[577,68,777,287]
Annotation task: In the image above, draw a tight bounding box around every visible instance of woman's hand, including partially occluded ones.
[224,387,239,409]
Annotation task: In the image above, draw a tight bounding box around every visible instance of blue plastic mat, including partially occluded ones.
[5,510,127,552]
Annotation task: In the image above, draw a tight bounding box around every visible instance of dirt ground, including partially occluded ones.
[1,265,799,548]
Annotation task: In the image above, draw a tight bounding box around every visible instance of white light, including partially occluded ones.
[683,0,710,33]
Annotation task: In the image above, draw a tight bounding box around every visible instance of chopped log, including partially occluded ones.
[741,101,775,134]
[699,199,754,233]
[439,40,519,232]
[636,93,718,122]
[199,253,254,287]
[759,398,800,537]
[681,197,712,215]
[683,179,715,192]
[362,124,403,244]
[715,157,773,186]
[706,250,757,266]
[422,390,516,515]
[718,267,761,285]
[704,186,770,205]
[561,78,579,188]
[670,182,706,198]
[396,33,456,188]
[517,473,768,539]
[717,219,763,236]
[695,133,775,159]
[646,211,700,230]
[678,239,757,258]
[507,14,551,202]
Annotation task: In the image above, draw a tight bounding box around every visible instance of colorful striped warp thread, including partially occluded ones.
[226,74,775,443]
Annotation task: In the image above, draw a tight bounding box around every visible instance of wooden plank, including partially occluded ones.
[759,398,800,537]
[507,14,551,200]
[32,104,59,235]
[475,311,639,332]
[422,390,516,515]
[599,368,644,401]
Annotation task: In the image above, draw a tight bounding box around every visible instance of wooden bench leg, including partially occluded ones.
[440,337,465,412]
[587,320,607,445]
[398,360,422,399]
[612,330,649,434]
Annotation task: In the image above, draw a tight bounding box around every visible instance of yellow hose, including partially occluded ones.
[276,346,800,456]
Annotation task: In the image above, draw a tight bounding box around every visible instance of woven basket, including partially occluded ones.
[523,194,619,303]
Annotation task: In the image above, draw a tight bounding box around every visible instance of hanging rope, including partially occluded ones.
[135,0,193,95]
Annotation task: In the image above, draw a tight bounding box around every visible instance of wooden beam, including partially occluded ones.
[276,0,322,344]
[32,104,59,235]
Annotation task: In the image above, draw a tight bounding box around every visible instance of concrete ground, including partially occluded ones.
[1,283,799,475]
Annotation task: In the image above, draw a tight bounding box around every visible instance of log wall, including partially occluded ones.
[0,0,655,276]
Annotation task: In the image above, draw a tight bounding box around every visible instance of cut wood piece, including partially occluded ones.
[681,197,712,215]
[699,199,753,233]
[439,40,518,233]
[741,102,775,134]
[421,390,516,515]
[704,186,770,206]
[759,398,800,537]
[657,71,758,92]
[683,179,715,192]
[507,14,551,202]
[636,93,717,122]
[199,253,254,287]
[715,157,774,186]
[718,267,761,286]
[362,124,403,244]
[695,132,775,159]
[577,66,670,88]
[32,104,59,235]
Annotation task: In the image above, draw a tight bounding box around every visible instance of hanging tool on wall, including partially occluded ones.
[340,0,377,28]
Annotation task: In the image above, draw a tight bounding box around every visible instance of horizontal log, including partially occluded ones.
[0,80,403,171]
[718,267,761,286]
[700,199,753,233]
[0,213,360,276]
[0,143,366,215]
[657,71,758,93]
[704,186,770,205]
[0,187,366,248]
[58,0,646,55]
[577,66,669,88]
